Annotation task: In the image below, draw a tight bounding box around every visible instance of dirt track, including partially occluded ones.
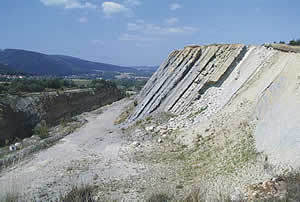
[0,98,146,200]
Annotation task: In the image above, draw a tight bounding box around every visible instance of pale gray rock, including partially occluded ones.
[145,126,155,132]
[131,141,140,147]
[14,142,22,150]
[130,44,247,121]
[9,145,16,151]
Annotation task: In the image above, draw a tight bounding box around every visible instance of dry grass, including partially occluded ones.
[114,102,135,125]
[147,193,172,202]
[183,189,232,202]
[60,185,96,202]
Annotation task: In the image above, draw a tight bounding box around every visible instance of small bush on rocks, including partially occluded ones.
[33,120,49,139]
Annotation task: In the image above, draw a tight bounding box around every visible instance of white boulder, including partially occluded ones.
[9,145,17,151]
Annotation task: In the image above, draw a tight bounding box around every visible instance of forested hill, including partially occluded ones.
[0,49,148,76]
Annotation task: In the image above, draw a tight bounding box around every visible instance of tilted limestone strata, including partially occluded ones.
[131,44,251,120]
[0,88,123,145]
[131,43,300,168]
[129,44,300,200]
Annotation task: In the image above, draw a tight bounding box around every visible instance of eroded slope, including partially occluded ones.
[128,44,300,199]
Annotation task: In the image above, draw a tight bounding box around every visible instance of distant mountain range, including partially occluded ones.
[0,49,158,77]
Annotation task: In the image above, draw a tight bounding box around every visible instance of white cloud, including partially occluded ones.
[102,2,129,16]
[126,21,198,35]
[125,0,141,6]
[78,16,88,23]
[165,17,178,25]
[165,26,198,34]
[40,0,97,9]
[169,3,182,11]
[119,33,157,41]
[120,20,198,43]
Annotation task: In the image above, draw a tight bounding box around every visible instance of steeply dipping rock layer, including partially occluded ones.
[131,44,248,120]
[131,43,300,168]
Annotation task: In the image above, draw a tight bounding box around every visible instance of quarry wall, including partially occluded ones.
[0,88,123,145]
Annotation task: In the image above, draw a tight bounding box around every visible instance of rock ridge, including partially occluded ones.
[130,44,248,120]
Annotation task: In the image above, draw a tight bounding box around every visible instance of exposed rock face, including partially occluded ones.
[131,43,300,169]
[131,44,248,120]
[0,88,123,145]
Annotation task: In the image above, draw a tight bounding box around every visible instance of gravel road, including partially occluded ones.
[0,98,145,201]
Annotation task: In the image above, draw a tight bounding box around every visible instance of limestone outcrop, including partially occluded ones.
[131,43,300,169]
[131,44,249,120]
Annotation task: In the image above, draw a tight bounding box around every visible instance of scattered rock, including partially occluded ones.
[157,138,163,143]
[9,145,16,151]
[14,142,22,150]
[132,141,140,147]
[135,129,142,134]
[247,177,288,200]
[145,125,155,132]
[31,135,41,141]
[22,138,36,147]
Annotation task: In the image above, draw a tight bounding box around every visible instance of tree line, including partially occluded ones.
[0,78,77,94]
[0,78,145,95]
[274,39,300,46]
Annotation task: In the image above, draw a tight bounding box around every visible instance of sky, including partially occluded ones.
[0,0,300,66]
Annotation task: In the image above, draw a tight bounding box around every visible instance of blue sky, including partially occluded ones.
[0,0,300,66]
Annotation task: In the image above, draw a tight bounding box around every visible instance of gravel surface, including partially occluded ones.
[0,99,145,200]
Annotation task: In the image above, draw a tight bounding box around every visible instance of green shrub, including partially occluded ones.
[1,78,78,94]
[88,79,117,90]
[289,39,300,46]
[33,120,49,139]
[112,78,147,92]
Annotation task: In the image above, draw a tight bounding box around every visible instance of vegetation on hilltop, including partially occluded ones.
[112,78,147,91]
[0,78,77,94]
[288,39,300,46]
[273,38,300,46]
[88,79,118,90]
[0,77,148,95]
